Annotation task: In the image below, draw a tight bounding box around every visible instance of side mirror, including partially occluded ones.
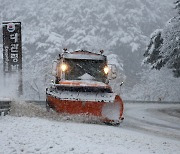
[108,64,117,80]
[111,73,117,79]
[52,60,57,76]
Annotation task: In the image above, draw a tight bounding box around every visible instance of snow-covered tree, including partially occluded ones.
[144,29,163,70]
[124,68,180,101]
[0,0,173,99]
[144,1,180,77]
[175,0,180,14]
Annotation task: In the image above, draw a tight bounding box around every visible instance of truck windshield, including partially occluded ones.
[64,59,107,83]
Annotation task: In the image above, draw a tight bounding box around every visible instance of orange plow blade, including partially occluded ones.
[46,93,124,125]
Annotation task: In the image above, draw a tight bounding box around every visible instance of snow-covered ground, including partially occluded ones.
[0,102,180,154]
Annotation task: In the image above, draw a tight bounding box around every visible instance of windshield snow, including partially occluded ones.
[64,59,107,83]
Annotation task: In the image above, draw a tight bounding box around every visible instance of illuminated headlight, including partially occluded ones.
[104,66,109,74]
[60,63,67,72]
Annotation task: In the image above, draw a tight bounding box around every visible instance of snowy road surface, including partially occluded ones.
[123,103,180,140]
[0,101,180,154]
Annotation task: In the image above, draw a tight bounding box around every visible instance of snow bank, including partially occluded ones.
[0,115,179,154]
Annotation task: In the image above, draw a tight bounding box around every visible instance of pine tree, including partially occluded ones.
[144,30,163,70]
[174,0,180,14]
[144,1,180,77]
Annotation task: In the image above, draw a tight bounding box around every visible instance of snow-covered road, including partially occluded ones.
[122,103,180,140]
[0,101,180,154]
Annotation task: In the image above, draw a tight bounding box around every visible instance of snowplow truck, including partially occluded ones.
[46,50,124,125]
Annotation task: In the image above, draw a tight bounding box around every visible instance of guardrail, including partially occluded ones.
[0,100,11,116]
[124,100,180,104]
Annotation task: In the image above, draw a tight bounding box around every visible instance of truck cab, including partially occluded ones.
[54,50,110,84]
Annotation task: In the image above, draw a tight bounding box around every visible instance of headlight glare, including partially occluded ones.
[61,63,67,72]
[104,66,109,74]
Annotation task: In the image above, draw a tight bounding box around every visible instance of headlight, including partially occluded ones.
[104,66,109,74]
[60,63,67,72]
